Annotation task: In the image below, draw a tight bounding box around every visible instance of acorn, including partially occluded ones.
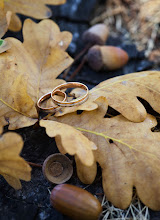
[63,23,109,80]
[82,23,109,46]
[42,153,73,184]
[87,45,129,71]
[50,184,102,220]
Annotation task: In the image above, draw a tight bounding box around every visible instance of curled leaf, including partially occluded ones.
[40,120,97,166]
[0,132,31,189]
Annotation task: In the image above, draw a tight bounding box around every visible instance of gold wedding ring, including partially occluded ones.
[51,82,89,107]
[37,90,67,112]
[37,82,89,112]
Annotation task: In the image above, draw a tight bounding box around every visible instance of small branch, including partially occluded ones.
[63,43,91,79]
[68,56,87,81]
[27,161,42,168]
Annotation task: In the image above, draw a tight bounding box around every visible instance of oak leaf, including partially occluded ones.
[53,97,160,210]
[1,0,66,31]
[40,120,97,166]
[0,132,31,189]
[0,18,73,130]
[55,71,160,123]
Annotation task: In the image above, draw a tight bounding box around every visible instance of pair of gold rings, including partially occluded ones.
[37,82,89,113]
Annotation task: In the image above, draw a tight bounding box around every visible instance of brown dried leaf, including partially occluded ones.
[2,0,66,31]
[0,19,73,130]
[54,97,160,210]
[0,132,31,189]
[40,120,97,166]
[55,71,160,123]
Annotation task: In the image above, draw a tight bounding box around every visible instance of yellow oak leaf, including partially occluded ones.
[1,0,66,31]
[0,132,31,189]
[40,120,97,166]
[0,18,73,130]
[55,71,160,123]
[53,97,160,210]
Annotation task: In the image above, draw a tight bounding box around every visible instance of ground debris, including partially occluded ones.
[91,0,160,55]
[102,190,150,220]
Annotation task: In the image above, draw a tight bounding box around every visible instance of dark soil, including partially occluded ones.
[1,0,160,219]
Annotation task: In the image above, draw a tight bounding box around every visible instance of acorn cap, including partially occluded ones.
[87,45,129,71]
[42,153,73,184]
[87,45,103,71]
[82,23,109,45]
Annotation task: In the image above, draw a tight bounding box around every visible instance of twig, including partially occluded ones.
[27,161,42,168]
[68,56,87,81]
[63,43,91,79]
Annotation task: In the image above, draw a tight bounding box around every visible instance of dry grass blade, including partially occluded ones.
[102,191,150,220]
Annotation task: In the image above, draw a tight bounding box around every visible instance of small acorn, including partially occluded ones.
[82,23,109,46]
[63,23,109,80]
[42,153,73,184]
[50,184,102,220]
[87,45,129,71]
